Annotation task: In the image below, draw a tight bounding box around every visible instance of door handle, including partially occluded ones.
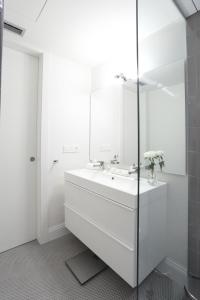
[30,157,36,162]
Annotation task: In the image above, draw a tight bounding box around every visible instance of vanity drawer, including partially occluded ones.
[65,181,137,249]
[65,206,137,287]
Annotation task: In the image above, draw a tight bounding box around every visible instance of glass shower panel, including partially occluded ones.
[88,0,139,292]
[137,1,187,299]
[0,0,3,109]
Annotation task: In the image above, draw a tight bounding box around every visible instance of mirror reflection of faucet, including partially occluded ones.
[110,154,120,165]
[128,163,138,175]
[109,163,142,177]
[128,163,143,175]
[87,160,104,170]
[93,161,104,168]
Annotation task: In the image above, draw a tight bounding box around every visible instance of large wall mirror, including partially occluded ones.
[89,59,186,175]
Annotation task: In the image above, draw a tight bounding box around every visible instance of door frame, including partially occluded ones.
[3,39,49,244]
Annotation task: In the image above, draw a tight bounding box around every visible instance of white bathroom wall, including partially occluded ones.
[44,54,91,234]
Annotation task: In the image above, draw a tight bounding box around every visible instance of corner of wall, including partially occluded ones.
[47,223,70,242]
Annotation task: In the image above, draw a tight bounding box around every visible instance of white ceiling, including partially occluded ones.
[5,0,47,21]
[4,0,183,67]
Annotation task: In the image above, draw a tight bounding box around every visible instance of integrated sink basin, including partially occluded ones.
[65,169,165,209]
[64,168,167,287]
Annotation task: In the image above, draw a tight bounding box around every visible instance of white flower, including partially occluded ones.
[156,150,164,157]
[144,150,164,159]
[144,150,165,172]
[144,151,157,159]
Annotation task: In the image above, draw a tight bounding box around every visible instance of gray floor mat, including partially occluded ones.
[65,249,107,284]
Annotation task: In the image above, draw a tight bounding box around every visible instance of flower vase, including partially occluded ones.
[148,168,157,185]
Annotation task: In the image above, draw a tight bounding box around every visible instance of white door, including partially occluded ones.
[0,46,38,253]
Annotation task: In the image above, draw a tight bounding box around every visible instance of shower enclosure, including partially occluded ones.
[137,0,187,299]
[137,0,200,299]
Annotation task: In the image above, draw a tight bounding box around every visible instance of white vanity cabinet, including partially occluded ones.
[64,169,167,287]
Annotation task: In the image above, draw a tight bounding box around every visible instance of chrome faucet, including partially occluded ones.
[92,161,104,169]
[110,154,120,165]
[128,163,139,175]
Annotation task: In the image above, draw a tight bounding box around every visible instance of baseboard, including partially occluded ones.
[158,257,187,286]
[48,223,70,242]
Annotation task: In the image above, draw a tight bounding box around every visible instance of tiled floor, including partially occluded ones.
[0,234,190,300]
